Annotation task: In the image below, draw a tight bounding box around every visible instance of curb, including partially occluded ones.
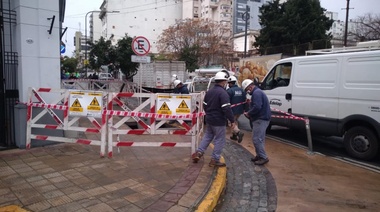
[195,156,227,212]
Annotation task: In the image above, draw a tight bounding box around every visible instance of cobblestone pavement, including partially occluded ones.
[216,140,277,212]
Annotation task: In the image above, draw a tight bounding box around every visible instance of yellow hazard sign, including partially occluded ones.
[70,98,83,112]
[157,102,172,115]
[87,97,101,111]
[176,100,190,114]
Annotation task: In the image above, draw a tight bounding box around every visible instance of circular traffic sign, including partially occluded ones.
[132,36,151,56]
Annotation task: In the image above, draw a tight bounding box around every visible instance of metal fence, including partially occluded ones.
[0,1,18,148]
[263,39,332,56]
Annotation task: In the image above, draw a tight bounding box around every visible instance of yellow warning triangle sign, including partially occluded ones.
[178,100,189,109]
[90,97,100,106]
[159,102,170,110]
[71,99,82,107]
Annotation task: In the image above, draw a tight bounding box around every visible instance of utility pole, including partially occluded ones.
[242,5,249,58]
[343,0,353,47]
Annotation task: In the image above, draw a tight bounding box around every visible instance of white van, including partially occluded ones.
[260,49,380,160]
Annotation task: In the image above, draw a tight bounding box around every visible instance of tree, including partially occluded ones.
[254,0,333,54]
[88,34,139,79]
[89,37,115,71]
[157,19,232,71]
[114,34,139,79]
[61,56,78,73]
[350,13,380,41]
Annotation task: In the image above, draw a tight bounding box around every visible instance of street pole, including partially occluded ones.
[343,0,351,47]
[84,10,120,77]
[242,5,249,58]
[84,11,94,78]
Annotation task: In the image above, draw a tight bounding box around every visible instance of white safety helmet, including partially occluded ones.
[228,76,237,82]
[173,79,182,87]
[214,71,229,81]
[242,79,254,91]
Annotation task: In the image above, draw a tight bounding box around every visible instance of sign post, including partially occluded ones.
[132,36,151,104]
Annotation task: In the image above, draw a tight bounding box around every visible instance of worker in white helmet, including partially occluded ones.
[173,80,189,94]
[192,71,236,167]
[242,78,271,165]
[227,76,246,143]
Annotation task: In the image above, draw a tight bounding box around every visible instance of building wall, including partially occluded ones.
[12,0,60,101]
[100,0,183,53]
[90,11,102,42]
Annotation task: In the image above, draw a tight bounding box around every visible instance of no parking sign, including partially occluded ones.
[132,36,150,56]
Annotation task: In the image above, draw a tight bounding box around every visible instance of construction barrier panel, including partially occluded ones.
[25,87,107,157]
[106,92,204,158]
[25,87,205,158]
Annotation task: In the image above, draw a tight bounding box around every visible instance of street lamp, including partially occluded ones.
[242,5,249,58]
[84,10,119,77]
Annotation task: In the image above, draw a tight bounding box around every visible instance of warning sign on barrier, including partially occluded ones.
[157,102,172,115]
[176,100,190,114]
[69,91,103,117]
[156,94,191,116]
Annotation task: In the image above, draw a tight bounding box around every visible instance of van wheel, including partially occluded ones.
[343,126,378,160]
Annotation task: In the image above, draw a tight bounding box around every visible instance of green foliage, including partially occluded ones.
[89,37,115,70]
[254,0,333,54]
[61,56,78,73]
[178,46,200,72]
[88,34,138,79]
[114,34,139,79]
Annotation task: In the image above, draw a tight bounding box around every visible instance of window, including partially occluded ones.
[262,63,292,90]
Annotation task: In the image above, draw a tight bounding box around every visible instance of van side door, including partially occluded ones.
[261,62,293,126]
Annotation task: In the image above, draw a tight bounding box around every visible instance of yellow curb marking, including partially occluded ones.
[0,205,29,212]
[195,156,227,212]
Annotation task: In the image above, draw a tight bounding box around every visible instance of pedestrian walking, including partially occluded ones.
[242,79,271,165]
[227,76,246,143]
[192,71,236,167]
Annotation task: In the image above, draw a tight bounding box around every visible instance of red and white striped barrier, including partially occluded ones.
[26,88,107,157]
[270,107,306,122]
[24,88,205,158]
[106,92,204,158]
[230,100,248,108]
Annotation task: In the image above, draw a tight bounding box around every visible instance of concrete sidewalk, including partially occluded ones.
[0,141,217,211]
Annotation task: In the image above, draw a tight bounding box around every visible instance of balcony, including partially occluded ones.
[210,0,218,9]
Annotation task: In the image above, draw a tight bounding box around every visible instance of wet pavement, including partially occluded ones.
[1,120,379,211]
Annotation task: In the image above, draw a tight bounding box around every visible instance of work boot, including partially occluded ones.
[250,156,260,162]
[191,151,203,163]
[237,131,244,143]
[209,159,226,167]
[230,133,238,140]
[254,157,269,165]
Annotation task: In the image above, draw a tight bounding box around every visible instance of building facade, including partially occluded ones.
[0,0,63,148]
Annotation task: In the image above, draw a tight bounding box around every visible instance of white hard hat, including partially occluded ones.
[214,71,229,81]
[228,76,237,82]
[242,79,254,91]
[173,79,182,87]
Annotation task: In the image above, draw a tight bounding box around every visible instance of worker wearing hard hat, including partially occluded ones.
[227,76,246,143]
[192,71,236,167]
[242,79,271,165]
[173,80,189,94]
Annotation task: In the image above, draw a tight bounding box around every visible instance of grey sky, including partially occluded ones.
[62,0,380,56]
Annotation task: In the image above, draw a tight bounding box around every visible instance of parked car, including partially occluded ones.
[98,73,114,80]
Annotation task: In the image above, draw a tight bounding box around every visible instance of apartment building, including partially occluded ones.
[98,0,183,53]
[79,0,234,54]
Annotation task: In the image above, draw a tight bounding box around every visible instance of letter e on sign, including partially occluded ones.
[132,36,150,56]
